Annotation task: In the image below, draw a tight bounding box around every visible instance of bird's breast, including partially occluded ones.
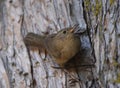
[53,36,80,65]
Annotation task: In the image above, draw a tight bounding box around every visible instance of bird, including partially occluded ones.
[24,24,81,67]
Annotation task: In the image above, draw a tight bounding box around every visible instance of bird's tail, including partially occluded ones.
[24,33,45,48]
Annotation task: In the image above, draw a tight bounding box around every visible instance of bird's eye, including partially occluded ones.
[63,31,66,34]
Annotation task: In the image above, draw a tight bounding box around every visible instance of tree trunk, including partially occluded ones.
[0,0,120,88]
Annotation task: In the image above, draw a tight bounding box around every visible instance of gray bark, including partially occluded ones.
[0,0,119,88]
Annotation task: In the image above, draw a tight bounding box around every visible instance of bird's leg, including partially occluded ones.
[51,64,95,69]
[63,69,80,82]
[51,65,80,82]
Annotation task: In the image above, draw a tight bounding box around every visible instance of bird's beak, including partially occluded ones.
[69,24,79,33]
[69,28,74,33]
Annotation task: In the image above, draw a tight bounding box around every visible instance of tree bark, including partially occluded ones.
[0,0,120,88]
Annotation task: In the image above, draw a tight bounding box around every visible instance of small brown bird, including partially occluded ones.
[24,25,81,66]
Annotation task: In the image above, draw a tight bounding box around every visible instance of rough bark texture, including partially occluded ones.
[0,0,120,88]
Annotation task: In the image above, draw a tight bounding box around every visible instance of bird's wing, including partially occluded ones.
[44,34,61,59]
